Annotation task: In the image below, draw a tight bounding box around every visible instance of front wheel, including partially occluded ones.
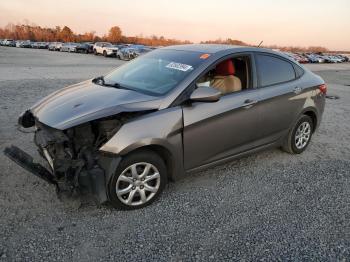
[108,150,168,210]
[282,115,314,154]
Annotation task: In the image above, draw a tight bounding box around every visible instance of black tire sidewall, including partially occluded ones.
[108,150,168,210]
[290,115,313,154]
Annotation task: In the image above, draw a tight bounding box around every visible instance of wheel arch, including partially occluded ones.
[122,144,176,181]
[301,108,318,132]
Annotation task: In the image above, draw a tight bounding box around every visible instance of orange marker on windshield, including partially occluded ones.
[200,53,210,59]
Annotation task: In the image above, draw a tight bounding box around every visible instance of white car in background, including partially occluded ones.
[324,55,342,63]
[49,42,63,51]
[93,42,119,57]
[3,39,16,47]
[60,43,78,52]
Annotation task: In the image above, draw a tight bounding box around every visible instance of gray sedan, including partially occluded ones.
[5,44,326,209]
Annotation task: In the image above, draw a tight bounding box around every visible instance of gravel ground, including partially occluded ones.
[0,46,349,261]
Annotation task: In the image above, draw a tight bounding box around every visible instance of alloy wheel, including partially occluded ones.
[116,162,161,206]
[295,122,311,149]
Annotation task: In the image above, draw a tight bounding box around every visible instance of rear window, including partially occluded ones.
[256,54,296,87]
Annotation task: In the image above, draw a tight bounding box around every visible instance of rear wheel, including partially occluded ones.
[108,150,167,210]
[93,49,97,55]
[282,115,313,154]
[103,50,107,57]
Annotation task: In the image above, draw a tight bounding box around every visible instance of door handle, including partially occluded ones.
[243,99,258,108]
[294,87,302,94]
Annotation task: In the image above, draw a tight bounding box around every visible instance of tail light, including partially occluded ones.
[318,84,327,94]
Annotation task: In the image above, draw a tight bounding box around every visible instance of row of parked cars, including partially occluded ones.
[1,38,349,63]
[0,39,155,61]
[283,51,349,63]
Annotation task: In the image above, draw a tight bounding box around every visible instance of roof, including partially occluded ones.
[162,44,261,54]
[162,44,297,63]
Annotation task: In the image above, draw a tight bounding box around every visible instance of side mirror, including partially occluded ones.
[190,86,221,103]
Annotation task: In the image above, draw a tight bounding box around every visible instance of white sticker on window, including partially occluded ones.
[166,62,193,72]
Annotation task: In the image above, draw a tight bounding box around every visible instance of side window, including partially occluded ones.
[196,56,251,96]
[256,54,296,87]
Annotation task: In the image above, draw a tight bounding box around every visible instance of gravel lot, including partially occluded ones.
[0,46,349,261]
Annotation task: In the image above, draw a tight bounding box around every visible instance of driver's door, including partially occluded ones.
[182,88,261,171]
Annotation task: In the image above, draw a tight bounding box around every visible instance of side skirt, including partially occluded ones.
[185,141,281,175]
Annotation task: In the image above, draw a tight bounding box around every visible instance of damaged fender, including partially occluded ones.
[100,107,185,180]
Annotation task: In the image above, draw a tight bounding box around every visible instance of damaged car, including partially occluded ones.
[4,44,326,210]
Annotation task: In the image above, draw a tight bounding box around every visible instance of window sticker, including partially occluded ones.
[166,62,193,72]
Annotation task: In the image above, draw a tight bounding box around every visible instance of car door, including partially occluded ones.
[182,88,261,170]
[182,54,262,170]
[253,53,306,143]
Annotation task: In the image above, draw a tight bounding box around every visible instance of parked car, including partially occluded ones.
[55,42,63,51]
[21,40,33,48]
[324,55,341,63]
[30,42,37,48]
[15,41,22,47]
[303,54,318,63]
[75,42,94,53]
[48,42,63,51]
[32,42,48,49]
[313,54,326,63]
[60,42,78,52]
[93,42,119,56]
[133,47,153,58]
[333,55,347,62]
[341,55,350,62]
[41,42,49,49]
[4,44,326,210]
[3,39,16,47]
[116,46,137,60]
[116,45,147,60]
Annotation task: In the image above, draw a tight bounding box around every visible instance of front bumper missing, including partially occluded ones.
[4,145,58,189]
[3,145,118,204]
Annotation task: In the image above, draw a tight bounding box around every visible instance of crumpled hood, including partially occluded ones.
[30,80,161,130]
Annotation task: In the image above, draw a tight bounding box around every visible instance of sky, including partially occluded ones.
[0,0,349,50]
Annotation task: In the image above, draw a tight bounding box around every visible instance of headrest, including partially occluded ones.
[215,60,235,76]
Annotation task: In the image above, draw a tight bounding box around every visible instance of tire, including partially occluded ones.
[282,115,314,154]
[93,49,97,55]
[103,50,107,57]
[108,150,168,210]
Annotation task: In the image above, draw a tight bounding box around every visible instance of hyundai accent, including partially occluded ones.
[4,44,326,209]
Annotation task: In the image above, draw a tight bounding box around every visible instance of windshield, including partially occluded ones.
[104,49,206,96]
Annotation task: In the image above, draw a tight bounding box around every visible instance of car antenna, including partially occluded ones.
[257,40,263,48]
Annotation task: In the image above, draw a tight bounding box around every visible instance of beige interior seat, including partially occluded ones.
[210,59,242,95]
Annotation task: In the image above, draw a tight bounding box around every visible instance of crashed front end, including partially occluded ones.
[3,78,162,203]
[5,111,134,203]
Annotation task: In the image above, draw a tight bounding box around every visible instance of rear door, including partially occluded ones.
[253,53,305,143]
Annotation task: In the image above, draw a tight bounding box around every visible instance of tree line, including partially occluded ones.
[0,22,330,52]
[0,23,191,46]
